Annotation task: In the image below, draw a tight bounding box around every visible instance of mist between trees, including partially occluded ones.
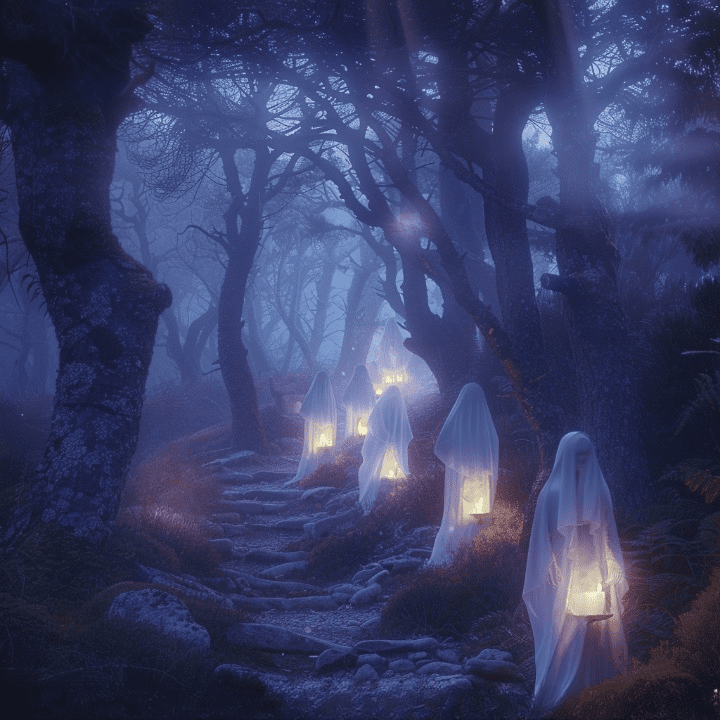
[0,0,719,547]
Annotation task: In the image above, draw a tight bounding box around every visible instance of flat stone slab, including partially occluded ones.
[244,549,309,565]
[225,569,320,594]
[259,560,309,578]
[220,500,291,515]
[274,516,326,530]
[353,638,439,655]
[226,623,352,655]
[301,486,338,502]
[230,595,340,612]
[378,555,424,573]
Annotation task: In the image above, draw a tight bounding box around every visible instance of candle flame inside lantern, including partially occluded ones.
[567,576,606,617]
[310,423,334,453]
[381,445,405,479]
[357,417,368,437]
[460,473,491,519]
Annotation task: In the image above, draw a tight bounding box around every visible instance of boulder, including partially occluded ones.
[315,648,358,673]
[108,589,210,653]
[357,653,387,671]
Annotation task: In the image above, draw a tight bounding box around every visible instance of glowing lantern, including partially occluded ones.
[460,471,492,520]
[358,386,413,511]
[309,422,334,454]
[287,371,337,485]
[428,384,498,566]
[374,319,411,397]
[342,365,376,441]
[380,444,405,479]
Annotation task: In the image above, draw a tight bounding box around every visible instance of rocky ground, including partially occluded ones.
[108,446,534,720]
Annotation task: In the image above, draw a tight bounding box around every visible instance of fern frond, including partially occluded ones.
[677,371,720,434]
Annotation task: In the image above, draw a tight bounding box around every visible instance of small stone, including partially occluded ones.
[327,583,363,595]
[360,616,381,632]
[357,653,387,671]
[315,648,358,673]
[408,651,428,661]
[388,659,415,674]
[354,664,379,683]
[476,647,513,662]
[437,648,461,664]
[351,565,383,584]
[350,583,382,606]
[415,661,463,676]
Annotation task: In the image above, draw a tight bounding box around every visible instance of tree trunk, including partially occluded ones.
[541,0,650,514]
[217,144,268,451]
[3,64,171,546]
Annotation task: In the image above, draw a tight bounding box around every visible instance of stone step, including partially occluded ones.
[258,560,309,578]
[230,594,341,612]
[243,549,309,565]
[223,569,320,594]
[219,500,292,515]
[226,622,352,655]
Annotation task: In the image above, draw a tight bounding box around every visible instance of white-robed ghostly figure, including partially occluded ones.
[375,319,411,396]
[358,385,413,511]
[523,431,628,716]
[428,383,499,566]
[289,371,337,485]
[342,365,376,440]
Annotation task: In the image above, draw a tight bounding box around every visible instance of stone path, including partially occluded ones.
[115,449,532,719]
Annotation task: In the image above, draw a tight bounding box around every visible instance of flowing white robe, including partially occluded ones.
[288,371,337,485]
[342,365,376,440]
[523,432,628,715]
[429,383,499,566]
[358,385,412,512]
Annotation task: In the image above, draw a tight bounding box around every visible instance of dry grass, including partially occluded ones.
[114,436,224,577]
[380,502,525,637]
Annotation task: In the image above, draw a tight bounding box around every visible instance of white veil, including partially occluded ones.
[523,431,628,715]
[289,371,337,485]
[358,385,413,512]
[429,383,499,566]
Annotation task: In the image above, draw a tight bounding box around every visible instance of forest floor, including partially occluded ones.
[2,404,720,720]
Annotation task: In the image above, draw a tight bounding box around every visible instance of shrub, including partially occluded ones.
[380,502,525,637]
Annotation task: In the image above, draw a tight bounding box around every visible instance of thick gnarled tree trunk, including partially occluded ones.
[3,64,171,545]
